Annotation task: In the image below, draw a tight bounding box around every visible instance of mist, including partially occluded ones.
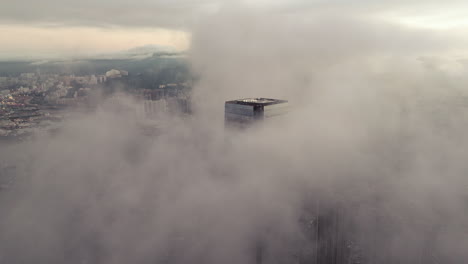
[1,5,468,264]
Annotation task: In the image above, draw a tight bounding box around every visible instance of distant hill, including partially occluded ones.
[0,51,188,77]
[93,45,184,60]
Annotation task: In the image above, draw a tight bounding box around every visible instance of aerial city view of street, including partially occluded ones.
[1,1,468,264]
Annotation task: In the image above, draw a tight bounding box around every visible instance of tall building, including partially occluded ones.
[224,98,358,264]
[224,98,288,128]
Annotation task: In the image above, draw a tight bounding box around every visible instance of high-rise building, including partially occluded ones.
[224,98,288,128]
[224,98,358,264]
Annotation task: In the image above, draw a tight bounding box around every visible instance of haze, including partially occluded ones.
[1,1,468,264]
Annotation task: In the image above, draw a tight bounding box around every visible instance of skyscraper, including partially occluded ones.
[224,98,357,264]
[224,98,288,128]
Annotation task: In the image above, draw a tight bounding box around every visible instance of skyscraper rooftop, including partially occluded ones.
[225,98,288,106]
[225,98,288,127]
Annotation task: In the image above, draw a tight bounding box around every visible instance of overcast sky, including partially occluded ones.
[1,0,468,59]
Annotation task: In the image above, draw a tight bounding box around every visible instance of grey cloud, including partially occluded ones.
[189,10,466,115]
[1,0,468,29]
[0,0,218,28]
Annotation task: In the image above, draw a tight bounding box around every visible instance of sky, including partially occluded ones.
[1,0,468,59]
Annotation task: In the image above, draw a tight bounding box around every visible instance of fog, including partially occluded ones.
[1,7,468,264]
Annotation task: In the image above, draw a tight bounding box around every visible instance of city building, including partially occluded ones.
[142,99,167,117]
[224,98,357,264]
[224,98,288,128]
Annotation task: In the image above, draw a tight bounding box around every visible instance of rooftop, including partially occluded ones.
[225,98,288,106]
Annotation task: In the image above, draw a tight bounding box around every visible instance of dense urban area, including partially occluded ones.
[0,57,192,140]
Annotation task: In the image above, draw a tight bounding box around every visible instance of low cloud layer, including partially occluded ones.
[1,6,468,264]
